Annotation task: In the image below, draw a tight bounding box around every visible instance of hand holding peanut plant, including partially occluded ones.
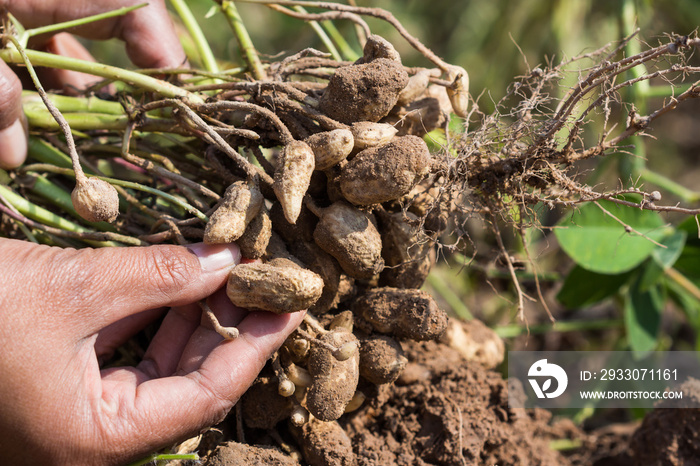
[0,2,305,464]
[0,238,305,465]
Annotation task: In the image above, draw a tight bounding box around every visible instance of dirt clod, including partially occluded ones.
[205,441,299,466]
[320,58,409,124]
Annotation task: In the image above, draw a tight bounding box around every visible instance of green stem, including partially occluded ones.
[665,267,700,302]
[294,6,341,61]
[22,90,124,115]
[321,19,360,61]
[24,4,147,39]
[549,438,583,452]
[425,271,473,320]
[28,138,73,169]
[641,83,694,99]
[619,0,648,180]
[127,453,199,466]
[494,319,623,338]
[0,49,202,103]
[169,0,220,73]
[0,184,127,247]
[219,1,267,80]
[23,164,209,222]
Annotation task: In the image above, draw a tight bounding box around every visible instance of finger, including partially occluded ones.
[99,310,304,453]
[173,288,251,375]
[94,307,166,364]
[0,61,27,169]
[39,33,110,93]
[17,0,186,69]
[0,239,240,335]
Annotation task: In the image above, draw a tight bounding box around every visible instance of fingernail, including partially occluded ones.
[188,243,241,272]
[0,119,28,170]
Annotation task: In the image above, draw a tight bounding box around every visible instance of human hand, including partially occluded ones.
[0,0,186,169]
[0,238,305,465]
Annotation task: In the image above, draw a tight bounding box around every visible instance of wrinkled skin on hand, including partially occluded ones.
[0,238,305,465]
[0,0,187,169]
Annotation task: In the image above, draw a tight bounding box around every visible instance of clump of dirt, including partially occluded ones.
[341,340,579,465]
[206,441,299,466]
[319,58,409,124]
[625,378,700,465]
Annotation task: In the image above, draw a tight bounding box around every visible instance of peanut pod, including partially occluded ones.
[339,135,432,206]
[319,58,409,124]
[306,329,360,421]
[359,335,407,385]
[204,181,263,244]
[226,258,324,313]
[312,201,384,280]
[305,129,354,171]
[273,140,315,224]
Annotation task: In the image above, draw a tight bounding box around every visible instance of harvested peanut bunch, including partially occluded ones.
[6,0,489,457]
[226,258,324,314]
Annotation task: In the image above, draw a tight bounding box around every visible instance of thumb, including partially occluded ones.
[0,239,240,334]
[0,60,26,169]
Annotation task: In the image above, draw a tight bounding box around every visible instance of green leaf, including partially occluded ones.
[638,231,687,291]
[557,265,632,308]
[674,245,700,285]
[652,231,686,269]
[624,275,663,353]
[555,200,668,274]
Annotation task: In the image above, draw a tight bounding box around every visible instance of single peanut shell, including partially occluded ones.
[350,121,397,150]
[292,419,355,466]
[290,241,342,315]
[306,330,360,421]
[226,258,324,313]
[359,335,407,385]
[71,178,119,223]
[339,135,432,206]
[396,69,432,106]
[236,205,272,259]
[305,129,354,171]
[356,34,401,64]
[273,140,315,224]
[242,378,294,429]
[378,210,435,289]
[445,65,469,118]
[313,201,384,280]
[440,318,505,369]
[204,181,263,244]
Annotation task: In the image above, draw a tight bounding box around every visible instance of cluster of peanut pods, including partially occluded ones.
[195,35,470,460]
